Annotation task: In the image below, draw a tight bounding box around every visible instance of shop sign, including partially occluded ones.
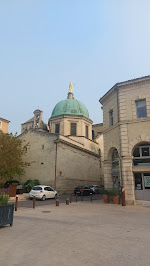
[144,176,150,188]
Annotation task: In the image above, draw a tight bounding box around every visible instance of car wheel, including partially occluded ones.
[54,194,57,199]
[42,195,46,201]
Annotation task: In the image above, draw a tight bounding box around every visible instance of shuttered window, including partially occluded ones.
[109,110,113,126]
[86,125,88,138]
[71,123,76,136]
[55,123,60,134]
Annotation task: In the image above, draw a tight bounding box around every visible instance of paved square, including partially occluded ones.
[1,201,150,266]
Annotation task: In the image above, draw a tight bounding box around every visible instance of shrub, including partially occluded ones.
[99,188,109,195]
[23,179,40,193]
[0,192,9,205]
[109,188,120,197]
[4,180,20,188]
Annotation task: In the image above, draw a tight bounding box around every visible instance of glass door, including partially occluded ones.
[134,172,150,200]
[134,173,144,200]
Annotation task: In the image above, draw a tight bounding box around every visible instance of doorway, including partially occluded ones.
[134,172,150,200]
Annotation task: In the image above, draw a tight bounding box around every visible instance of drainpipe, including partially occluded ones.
[116,87,123,185]
[54,141,58,190]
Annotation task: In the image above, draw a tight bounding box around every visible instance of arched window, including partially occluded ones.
[133,143,150,167]
[112,149,119,172]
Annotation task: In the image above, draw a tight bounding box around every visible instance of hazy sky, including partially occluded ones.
[1,0,150,134]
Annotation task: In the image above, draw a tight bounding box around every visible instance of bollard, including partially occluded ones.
[33,196,35,209]
[81,192,83,201]
[66,198,69,205]
[56,199,59,206]
[70,193,72,203]
[121,186,126,206]
[15,195,18,211]
[76,193,78,202]
[90,193,92,202]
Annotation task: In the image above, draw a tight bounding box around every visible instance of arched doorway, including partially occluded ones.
[112,148,120,189]
[133,142,150,200]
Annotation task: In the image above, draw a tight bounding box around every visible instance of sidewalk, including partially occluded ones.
[9,193,28,202]
[1,201,150,266]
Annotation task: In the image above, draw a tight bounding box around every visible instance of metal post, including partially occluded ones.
[33,196,35,209]
[81,192,83,201]
[90,193,92,202]
[121,186,126,206]
[66,198,69,205]
[70,193,72,203]
[56,199,59,206]
[76,193,78,202]
[15,195,18,211]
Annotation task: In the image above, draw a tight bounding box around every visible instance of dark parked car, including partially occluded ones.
[74,186,93,196]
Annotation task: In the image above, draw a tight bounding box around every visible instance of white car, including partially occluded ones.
[89,185,100,194]
[29,185,57,200]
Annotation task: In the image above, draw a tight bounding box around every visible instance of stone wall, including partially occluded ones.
[19,129,102,194]
[56,141,101,193]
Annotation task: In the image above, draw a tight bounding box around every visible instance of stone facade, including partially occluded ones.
[49,115,92,140]
[92,123,103,140]
[19,129,102,194]
[100,75,150,204]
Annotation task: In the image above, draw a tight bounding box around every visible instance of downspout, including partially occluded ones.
[54,141,58,190]
[116,87,123,185]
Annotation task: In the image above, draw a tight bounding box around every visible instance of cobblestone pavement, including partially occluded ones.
[1,200,150,266]
[10,193,102,208]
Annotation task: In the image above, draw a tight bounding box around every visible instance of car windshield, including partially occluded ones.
[32,186,42,191]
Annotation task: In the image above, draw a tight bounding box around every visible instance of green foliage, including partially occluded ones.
[109,188,120,196]
[0,192,9,205]
[4,180,20,188]
[99,188,109,195]
[0,132,30,180]
[23,179,40,193]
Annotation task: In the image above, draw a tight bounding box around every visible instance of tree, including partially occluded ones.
[0,132,29,180]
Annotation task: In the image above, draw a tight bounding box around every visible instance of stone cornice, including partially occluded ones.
[49,115,93,124]
[103,117,150,135]
[54,138,100,158]
[100,75,150,104]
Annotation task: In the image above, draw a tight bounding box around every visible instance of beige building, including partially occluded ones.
[100,75,150,204]
[19,89,103,194]
[0,117,10,133]
[92,123,103,140]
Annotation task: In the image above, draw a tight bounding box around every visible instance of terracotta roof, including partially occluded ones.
[0,117,10,122]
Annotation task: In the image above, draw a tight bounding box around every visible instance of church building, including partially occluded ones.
[19,83,103,194]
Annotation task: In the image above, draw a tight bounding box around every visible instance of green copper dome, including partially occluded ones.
[51,99,89,119]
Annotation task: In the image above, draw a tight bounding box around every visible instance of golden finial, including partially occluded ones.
[68,81,75,93]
